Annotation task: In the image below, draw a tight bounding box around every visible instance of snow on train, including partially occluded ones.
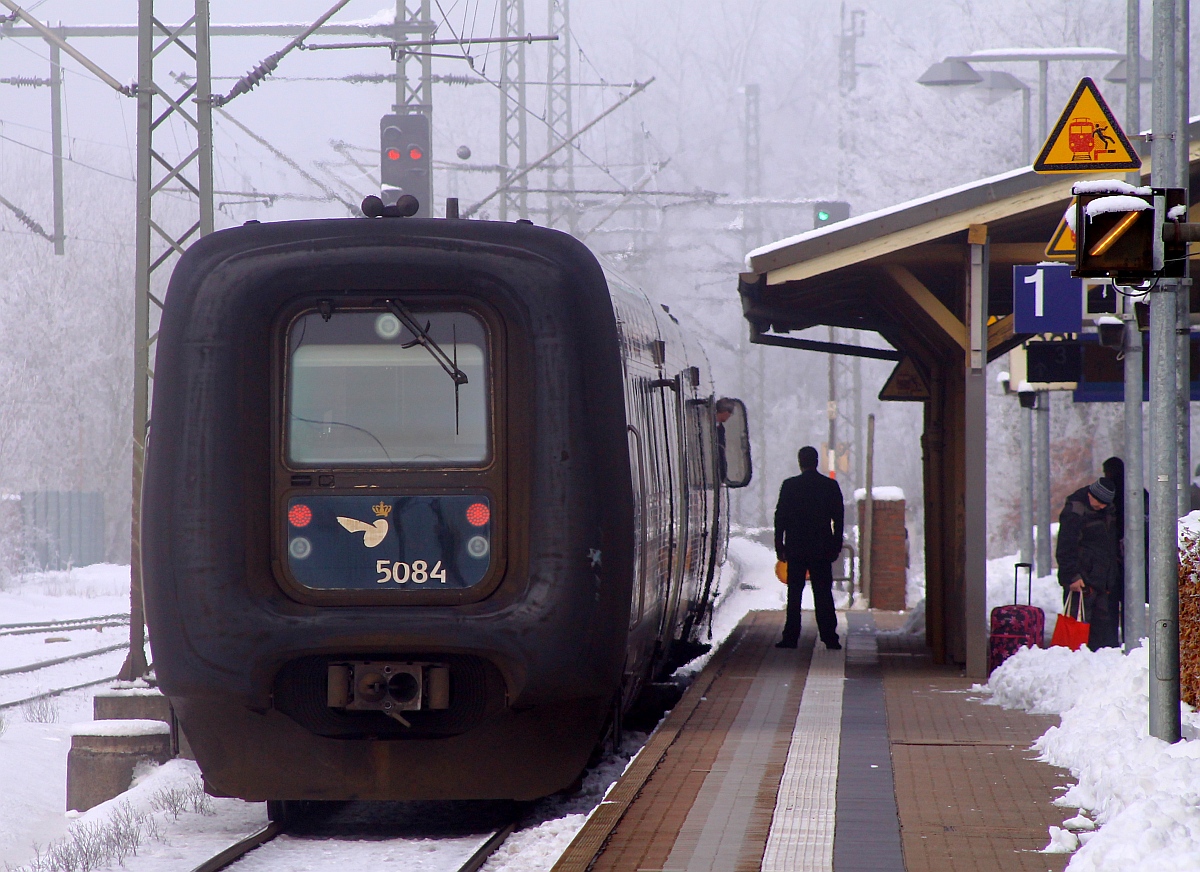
[141,207,752,804]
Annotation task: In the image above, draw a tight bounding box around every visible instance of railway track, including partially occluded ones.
[0,613,130,637]
[185,802,521,872]
[0,614,132,710]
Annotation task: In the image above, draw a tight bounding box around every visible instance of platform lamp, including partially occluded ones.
[918,62,1031,163]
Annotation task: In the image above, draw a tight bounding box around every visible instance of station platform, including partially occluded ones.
[552,610,1071,872]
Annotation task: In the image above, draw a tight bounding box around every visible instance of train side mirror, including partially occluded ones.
[716,397,752,488]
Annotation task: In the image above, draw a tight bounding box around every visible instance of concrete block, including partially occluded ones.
[93,688,171,723]
[67,720,172,812]
[93,685,194,760]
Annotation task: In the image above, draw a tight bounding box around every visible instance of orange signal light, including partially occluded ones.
[408,146,424,161]
[386,148,401,161]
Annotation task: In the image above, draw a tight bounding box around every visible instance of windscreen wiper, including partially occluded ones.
[385,299,469,386]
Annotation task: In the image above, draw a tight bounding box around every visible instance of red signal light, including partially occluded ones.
[288,504,313,528]
[408,146,424,161]
[386,148,401,161]
[466,502,490,527]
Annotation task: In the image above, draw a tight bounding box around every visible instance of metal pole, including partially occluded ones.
[863,413,875,607]
[1148,0,1180,743]
[121,0,155,682]
[965,226,989,678]
[1126,0,1142,188]
[1176,0,1192,518]
[1038,59,1049,145]
[1035,391,1052,577]
[195,0,214,236]
[1124,0,1148,653]
[49,37,64,255]
[1020,402,1034,566]
[1021,84,1031,164]
[1125,317,1147,649]
[828,327,838,477]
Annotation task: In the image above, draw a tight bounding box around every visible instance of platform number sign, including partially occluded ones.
[1012,264,1082,334]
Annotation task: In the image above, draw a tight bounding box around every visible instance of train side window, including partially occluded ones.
[716,397,752,488]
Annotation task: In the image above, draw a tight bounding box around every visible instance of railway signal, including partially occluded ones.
[813,201,850,228]
[381,113,432,218]
[1072,184,1189,280]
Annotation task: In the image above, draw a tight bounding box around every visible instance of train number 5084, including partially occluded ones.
[376,559,448,584]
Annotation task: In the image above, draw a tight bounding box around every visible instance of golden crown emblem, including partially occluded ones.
[372,501,393,518]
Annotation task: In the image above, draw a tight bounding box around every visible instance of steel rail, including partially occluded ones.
[178,814,516,872]
[0,673,118,710]
[0,620,130,638]
[458,820,520,872]
[0,642,129,677]
[185,822,283,872]
[0,613,129,631]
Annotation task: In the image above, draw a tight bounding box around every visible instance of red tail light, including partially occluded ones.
[466,502,490,527]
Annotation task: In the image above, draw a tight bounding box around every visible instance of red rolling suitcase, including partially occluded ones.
[988,562,1044,674]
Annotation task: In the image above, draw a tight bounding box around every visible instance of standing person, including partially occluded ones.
[1056,477,1122,650]
[774,445,844,650]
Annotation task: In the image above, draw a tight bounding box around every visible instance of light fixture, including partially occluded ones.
[975,70,1027,104]
[1104,56,1153,84]
[917,59,983,87]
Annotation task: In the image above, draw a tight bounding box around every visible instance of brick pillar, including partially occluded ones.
[858,496,908,610]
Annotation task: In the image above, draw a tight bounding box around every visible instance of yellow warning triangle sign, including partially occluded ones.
[1044,200,1077,261]
[878,356,930,402]
[1034,77,1141,173]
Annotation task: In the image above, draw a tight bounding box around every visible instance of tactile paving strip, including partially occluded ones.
[760,616,847,872]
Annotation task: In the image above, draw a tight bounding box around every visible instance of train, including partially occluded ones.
[141,204,752,804]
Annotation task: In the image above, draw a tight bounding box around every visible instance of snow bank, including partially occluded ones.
[978,643,1200,871]
[851,486,905,502]
[1179,510,1200,541]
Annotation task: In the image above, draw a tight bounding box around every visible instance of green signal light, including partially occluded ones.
[817,211,831,221]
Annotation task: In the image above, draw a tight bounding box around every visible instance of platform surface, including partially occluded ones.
[555,609,1071,872]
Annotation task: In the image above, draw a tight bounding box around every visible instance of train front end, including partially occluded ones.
[142,217,634,801]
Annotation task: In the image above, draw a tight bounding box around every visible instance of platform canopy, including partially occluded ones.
[737,123,1200,666]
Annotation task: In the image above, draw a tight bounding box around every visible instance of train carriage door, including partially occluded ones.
[659,369,692,640]
[626,425,648,628]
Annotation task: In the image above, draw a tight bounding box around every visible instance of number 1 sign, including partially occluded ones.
[1013,263,1083,334]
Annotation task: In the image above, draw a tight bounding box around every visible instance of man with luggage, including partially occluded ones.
[1056,476,1122,650]
[774,446,844,650]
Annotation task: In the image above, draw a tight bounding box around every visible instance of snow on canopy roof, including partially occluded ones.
[745,114,1200,277]
[957,47,1121,60]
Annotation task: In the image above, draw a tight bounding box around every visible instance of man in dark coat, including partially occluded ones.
[1056,477,1122,650]
[774,446,844,650]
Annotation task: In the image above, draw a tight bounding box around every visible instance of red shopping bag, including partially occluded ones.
[1050,592,1090,650]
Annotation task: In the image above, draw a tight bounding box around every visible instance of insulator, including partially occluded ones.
[0,76,50,88]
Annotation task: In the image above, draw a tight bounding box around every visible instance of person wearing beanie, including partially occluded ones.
[1056,475,1122,649]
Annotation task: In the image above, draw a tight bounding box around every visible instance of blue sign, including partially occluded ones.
[1013,263,1083,333]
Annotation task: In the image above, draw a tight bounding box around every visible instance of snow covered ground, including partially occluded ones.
[0,540,789,872]
[978,643,1200,872]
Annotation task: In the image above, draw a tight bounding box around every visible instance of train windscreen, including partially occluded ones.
[287,308,490,466]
